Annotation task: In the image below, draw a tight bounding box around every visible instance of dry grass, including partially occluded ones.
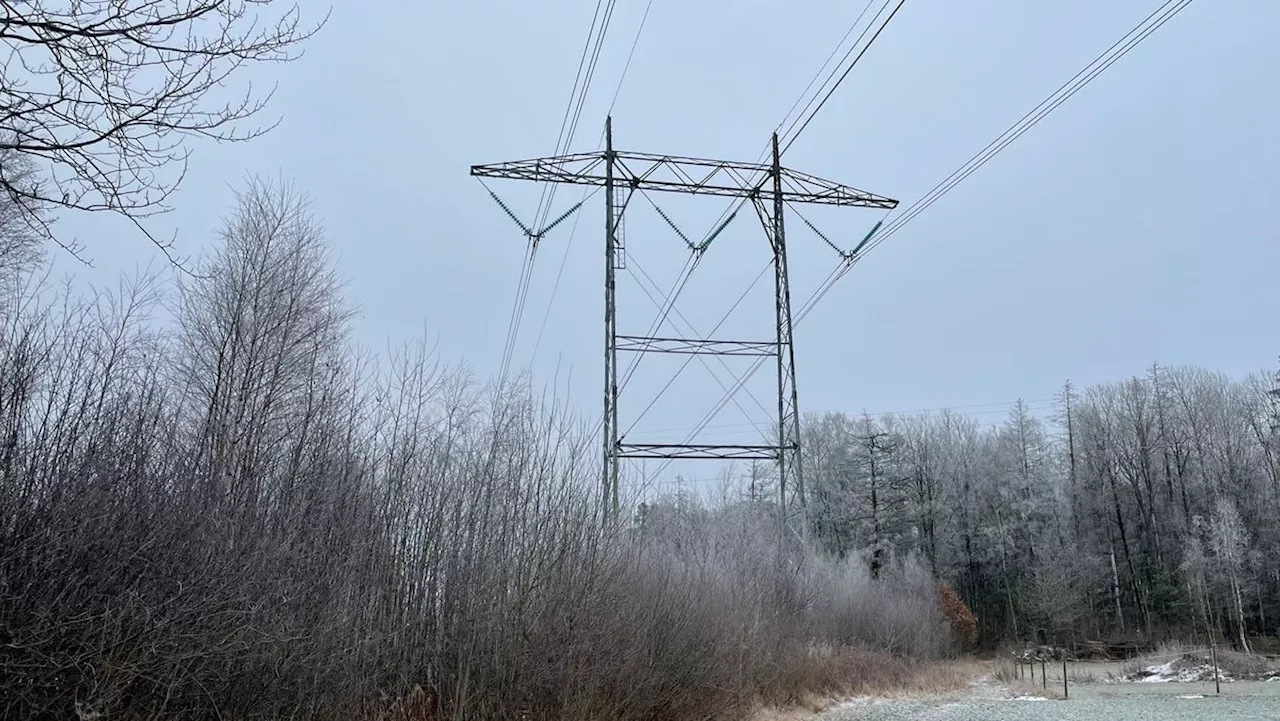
[751,705,825,721]
[1067,668,1100,684]
[1004,681,1065,701]
[748,652,976,721]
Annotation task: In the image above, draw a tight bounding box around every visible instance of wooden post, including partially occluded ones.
[1041,659,1047,689]
[1063,658,1069,699]
[1030,658,1035,682]
[1211,643,1220,695]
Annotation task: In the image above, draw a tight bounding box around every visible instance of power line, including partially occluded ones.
[864,0,1197,255]
[805,0,1204,380]
[594,231,769,444]
[625,397,1059,437]
[781,0,908,153]
[634,0,899,332]
[538,0,618,229]
[498,252,536,379]
[529,1,656,367]
[640,0,1197,484]
[596,0,898,390]
[498,0,620,381]
[600,1,906,421]
[614,250,698,394]
[480,5,905,515]
[607,0,656,116]
[683,0,884,263]
[613,195,745,402]
[775,0,880,140]
[636,1,887,316]
[621,258,770,439]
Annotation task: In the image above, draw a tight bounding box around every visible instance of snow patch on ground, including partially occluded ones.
[1012,695,1050,702]
[1124,656,1231,684]
[1176,694,1205,699]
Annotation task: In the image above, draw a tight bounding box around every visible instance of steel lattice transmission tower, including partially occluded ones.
[471,118,897,531]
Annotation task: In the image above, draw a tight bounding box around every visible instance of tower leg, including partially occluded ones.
[603,117,621,523]
[766,133,806,540]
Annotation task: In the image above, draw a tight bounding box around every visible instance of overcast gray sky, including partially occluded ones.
[56,0,1280,487]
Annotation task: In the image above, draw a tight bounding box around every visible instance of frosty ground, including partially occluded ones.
[817,668,1280,721]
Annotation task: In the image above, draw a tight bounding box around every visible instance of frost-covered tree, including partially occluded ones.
[1210,498,1253,654]
[808,362,1280,650]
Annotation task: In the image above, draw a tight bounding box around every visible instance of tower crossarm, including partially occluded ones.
[471,150,899,209]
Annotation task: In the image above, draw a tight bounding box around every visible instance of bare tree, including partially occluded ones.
[174,175,351,508]
[0,0,325,259]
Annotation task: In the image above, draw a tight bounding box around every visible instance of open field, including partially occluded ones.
[816,661,1280,721]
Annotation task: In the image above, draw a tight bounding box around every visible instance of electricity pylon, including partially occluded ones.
[471,118,897,536]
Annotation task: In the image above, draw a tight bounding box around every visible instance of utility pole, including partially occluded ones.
[471,118,897,535]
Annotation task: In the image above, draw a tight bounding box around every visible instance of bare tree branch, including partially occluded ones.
[0,0,327,262]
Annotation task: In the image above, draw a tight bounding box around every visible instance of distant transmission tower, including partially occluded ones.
[471,118,897,533]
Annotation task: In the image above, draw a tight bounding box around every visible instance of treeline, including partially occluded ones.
[800,365,1280,651]
[0,179,952,721]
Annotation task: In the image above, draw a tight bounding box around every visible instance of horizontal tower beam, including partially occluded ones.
[471,150,898,209]
[615,335,778,356]
[617,443,788,461]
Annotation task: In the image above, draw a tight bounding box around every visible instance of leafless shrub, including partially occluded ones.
[801,550,951,657]
[992,658,1021,684]
[0,177,950,721]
